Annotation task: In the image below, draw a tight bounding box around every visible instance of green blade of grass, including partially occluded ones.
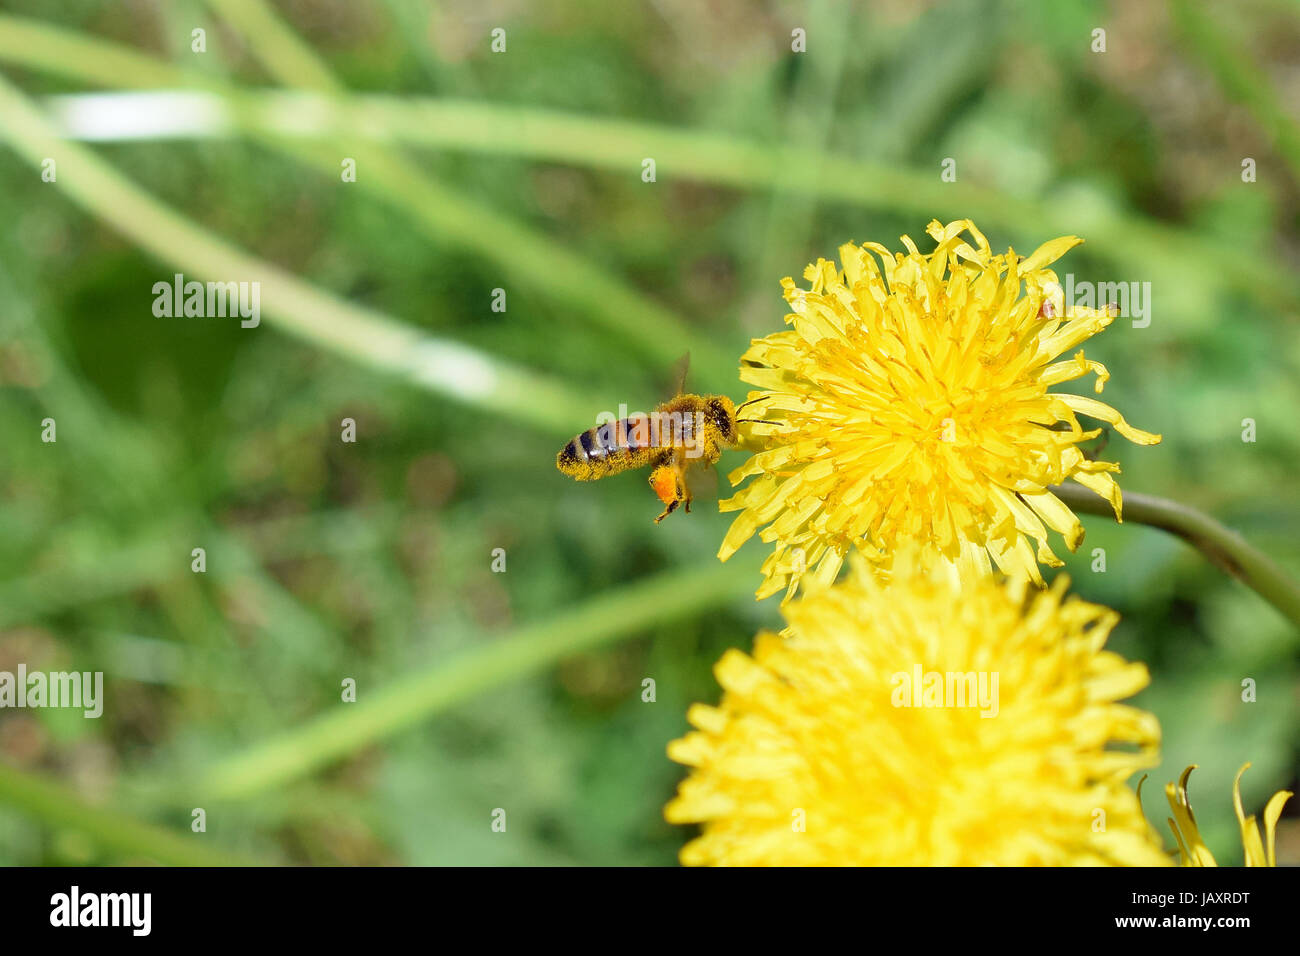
[0,12,732,383]
[202,0,735,381]
[0,13,1289,318]
[0,69,595,437]
[194,555,759,800]
[1171,0,1300,187]
[0,760,265,865]
[282,96,1284,302]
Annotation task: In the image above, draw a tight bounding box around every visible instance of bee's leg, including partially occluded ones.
[649,461,680,523]
[650,457,690,523]
[678,454,693,514]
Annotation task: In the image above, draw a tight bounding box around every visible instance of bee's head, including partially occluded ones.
[708,396,738,444]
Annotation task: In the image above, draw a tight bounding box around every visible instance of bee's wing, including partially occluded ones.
[669,351,691,397]
[685,455,720,504]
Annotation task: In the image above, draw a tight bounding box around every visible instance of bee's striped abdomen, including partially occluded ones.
[556,416,663,480]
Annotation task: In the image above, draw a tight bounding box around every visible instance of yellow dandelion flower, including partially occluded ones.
[719,219,1160,600]
[665,556,1167,866]
[1165,763,1293,866]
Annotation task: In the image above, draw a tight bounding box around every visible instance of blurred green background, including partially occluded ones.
[0,0,1296,865]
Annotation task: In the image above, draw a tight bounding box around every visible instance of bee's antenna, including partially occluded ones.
[736,418,780,426]
[734,396,767,413]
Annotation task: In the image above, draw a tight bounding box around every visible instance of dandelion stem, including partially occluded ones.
[1051,484,1300,629]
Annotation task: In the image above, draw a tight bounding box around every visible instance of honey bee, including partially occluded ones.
[555,358,762,522]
